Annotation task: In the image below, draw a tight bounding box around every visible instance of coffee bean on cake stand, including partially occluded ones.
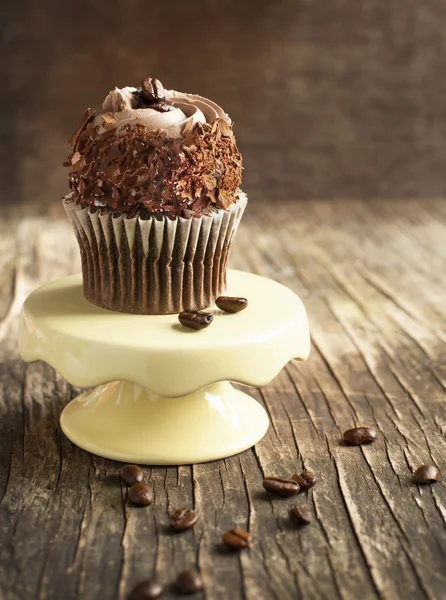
[178,310,213,330]
[215,296,248,313]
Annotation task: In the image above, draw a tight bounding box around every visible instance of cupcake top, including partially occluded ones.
[65,78,243,218]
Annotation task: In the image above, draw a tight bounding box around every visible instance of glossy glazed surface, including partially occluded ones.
[60,381,269,464]
[19,269,310,463]
[20,270,310,397]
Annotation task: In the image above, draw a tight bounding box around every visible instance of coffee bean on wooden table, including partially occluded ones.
[290,473,306,488]
[343,427,377,446]
[176,570,203,595]
[128,482,154,506]
[128,579,163,600]
[178,310,213,330]
[301,470,316,490]
[290,506,310,526]
[263,476,300,497]
[291,471,316,491]
[120,465,144,487]
[215,296,248,313]
[413,465,441,484]
[222,528,250,550]
[170,508,198,532]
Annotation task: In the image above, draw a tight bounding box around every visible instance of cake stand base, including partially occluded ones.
[60,380,269,465]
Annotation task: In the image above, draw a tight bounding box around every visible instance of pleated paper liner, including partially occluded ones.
[63,193,247,314]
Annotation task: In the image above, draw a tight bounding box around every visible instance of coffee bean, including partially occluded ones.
[290,506,310,526]
[178,310,213,330]
[413,465,441,484]
[128,579,163,600]
[291,474,306,489]
[301,471,316,489]
[215,296,248,313]
[128,482,154,506]
[170,508,198,532]
[292,471,316,491]
[222,528,250,550]
[343,427,377,446]
[120,465,144,487]
[263,477,300,497]
[176,570,203,595]
[141,77,165,103]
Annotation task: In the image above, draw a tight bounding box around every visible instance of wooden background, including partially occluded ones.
[3,0,446,206]
[2,1,446,599]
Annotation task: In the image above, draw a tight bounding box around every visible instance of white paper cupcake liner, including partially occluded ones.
[63,193,247,314]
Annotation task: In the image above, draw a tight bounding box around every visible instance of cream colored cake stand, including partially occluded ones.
[19,270,310,465]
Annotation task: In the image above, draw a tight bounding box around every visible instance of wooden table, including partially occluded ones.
[1,199,446,600]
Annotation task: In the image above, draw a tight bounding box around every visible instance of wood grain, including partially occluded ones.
[4,0,446,206]
[2,199,446,599]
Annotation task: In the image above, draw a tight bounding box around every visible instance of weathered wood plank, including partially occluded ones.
[2,200,446,600]
[236,200,446,599]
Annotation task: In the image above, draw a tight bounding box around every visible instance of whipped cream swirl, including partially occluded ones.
[94,85,231,139]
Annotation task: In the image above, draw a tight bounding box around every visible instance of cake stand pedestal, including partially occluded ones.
[19,270,310,465]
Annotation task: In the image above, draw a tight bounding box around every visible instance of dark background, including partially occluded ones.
[2,0,446,209]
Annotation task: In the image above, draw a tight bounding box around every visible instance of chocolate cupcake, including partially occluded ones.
[63,77,246,314]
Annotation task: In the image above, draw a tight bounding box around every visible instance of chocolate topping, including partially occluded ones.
[68,108,96,148]
[149,101,177,113]
[129,78,176,111]
[65,78,242,217]
[140,77,165,102]
[66,117,242,217]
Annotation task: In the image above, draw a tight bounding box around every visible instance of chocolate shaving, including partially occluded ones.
[68,108,96,147]
[99,142,121,171]
[150,101,176,113]
[70,151,82,165]
[219,120,233,138]
[100,113,118,127]
[66,116,242,218]
[182,120,195,136]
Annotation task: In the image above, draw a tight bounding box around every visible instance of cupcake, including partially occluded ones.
[63,77,245,314]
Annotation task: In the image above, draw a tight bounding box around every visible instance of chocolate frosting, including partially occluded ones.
[65,79,243,217]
